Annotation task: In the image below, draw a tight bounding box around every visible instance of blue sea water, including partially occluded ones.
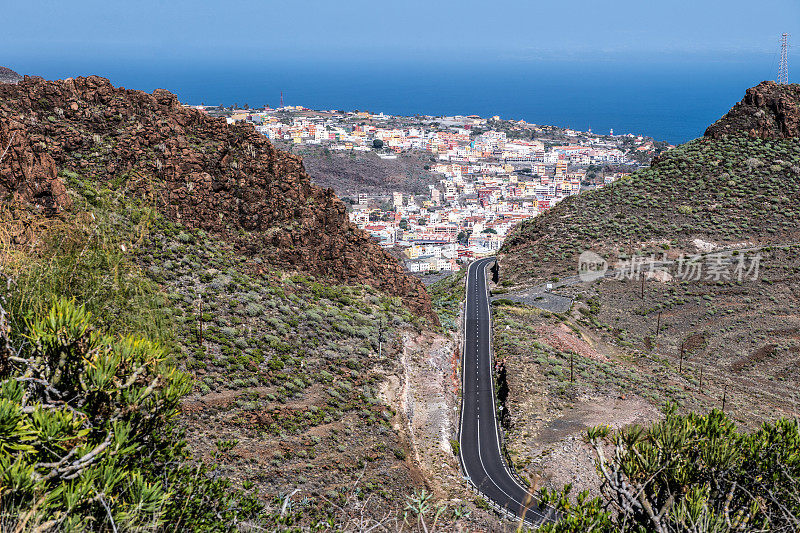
[11,57,780,145]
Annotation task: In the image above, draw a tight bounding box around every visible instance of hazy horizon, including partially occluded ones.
[4,55,787,144]
[5,0,798,144]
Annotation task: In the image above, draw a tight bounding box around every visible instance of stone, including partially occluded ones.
[705,81,800,139]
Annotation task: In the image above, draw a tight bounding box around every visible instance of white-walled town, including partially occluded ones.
[192,103,671,274]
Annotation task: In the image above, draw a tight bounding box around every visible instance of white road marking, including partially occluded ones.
[456,258,548,523]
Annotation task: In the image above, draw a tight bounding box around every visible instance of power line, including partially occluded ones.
[778,33,790,85]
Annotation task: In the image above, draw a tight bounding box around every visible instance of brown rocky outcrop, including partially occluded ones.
[0,76,435,321]
[0,117,70,211]
[705,81,800,139]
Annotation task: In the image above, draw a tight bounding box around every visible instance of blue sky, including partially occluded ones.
[3,0,798,65]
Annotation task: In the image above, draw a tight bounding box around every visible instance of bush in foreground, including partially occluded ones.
[0,298,262,531]
[539,406,800,532]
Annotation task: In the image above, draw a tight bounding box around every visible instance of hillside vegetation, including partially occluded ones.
[0,167,440,528]
[0,76,491,530]
[0,296,275,531]
[538,408,800,532]
[496,82,800,531]
[498,83,800,422]
[502,134,800,283]
[497,136,800,425]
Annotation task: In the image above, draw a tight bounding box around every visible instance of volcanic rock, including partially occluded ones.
[0,75,436,321]
[705,81,800,139]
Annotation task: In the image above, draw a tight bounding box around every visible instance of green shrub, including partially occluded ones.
[449,438,460,456]
[0,298,263,529]
[6,216,171,345]
[541,406,800,532]
[245,302,264,317]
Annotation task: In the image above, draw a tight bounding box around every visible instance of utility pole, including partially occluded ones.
[722,383,728,413]
[377,318,385,358]
[778,33,790,85]
[570,352,574,383]
[280,91,285,108]
[197,298,204,346]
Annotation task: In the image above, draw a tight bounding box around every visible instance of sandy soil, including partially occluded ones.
[509,394,660,496]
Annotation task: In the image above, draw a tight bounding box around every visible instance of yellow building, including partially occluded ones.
[404,245,421,259]
[555,159,568,182]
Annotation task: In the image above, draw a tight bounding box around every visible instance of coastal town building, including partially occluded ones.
[202,104,664,273]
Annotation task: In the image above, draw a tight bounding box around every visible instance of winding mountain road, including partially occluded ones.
[458,257,555,526]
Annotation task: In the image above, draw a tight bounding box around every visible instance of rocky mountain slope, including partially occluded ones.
[0,76,493,528]
[705,80,800,139]
[494,83,800,495]
[0,66,22,84]
[0,75,434,321]
[1,178,476,529]
[286,142,437,197]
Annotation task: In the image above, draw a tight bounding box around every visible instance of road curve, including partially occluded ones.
[458,257,555,526]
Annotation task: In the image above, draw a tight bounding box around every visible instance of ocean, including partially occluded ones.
[12,57,781,145]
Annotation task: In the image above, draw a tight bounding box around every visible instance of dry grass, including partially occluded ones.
[0,201,171,344]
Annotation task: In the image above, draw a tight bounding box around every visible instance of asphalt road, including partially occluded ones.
[458,257,555,526]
